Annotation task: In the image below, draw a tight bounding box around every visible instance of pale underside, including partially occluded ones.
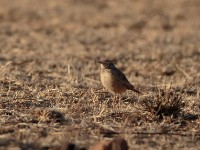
[100,69,127,94]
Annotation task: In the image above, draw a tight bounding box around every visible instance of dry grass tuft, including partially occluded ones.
[36,108,67,124]
[139,87,185,120]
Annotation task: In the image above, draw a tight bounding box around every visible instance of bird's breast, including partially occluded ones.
[100,69,126,94]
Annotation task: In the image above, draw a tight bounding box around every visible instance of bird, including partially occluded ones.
[99,59,141,94]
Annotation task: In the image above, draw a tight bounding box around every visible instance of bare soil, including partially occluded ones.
[0,0,200,149]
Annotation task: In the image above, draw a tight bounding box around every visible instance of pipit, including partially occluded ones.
[99,60,141,94]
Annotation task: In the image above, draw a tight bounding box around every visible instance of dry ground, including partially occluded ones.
[0,0,200,149]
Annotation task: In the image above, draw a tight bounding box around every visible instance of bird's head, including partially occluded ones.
[98,59,115,69]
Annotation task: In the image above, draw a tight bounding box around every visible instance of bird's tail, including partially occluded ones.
[129,85,142,94]
[132,88,142,94]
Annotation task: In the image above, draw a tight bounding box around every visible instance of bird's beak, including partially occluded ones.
[98,61,103,64]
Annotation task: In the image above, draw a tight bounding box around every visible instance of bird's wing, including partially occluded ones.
[111,68,131,85]
[111,68,142,94]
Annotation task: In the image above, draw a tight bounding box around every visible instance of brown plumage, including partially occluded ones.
[99,60,141,94]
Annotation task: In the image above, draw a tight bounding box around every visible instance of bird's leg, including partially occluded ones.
[115,94,120,108]
[112,93,117,107]
[116,94,121,108]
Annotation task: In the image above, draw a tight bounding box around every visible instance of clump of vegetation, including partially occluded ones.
[36,108,67,124]
[139,87,185,120]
